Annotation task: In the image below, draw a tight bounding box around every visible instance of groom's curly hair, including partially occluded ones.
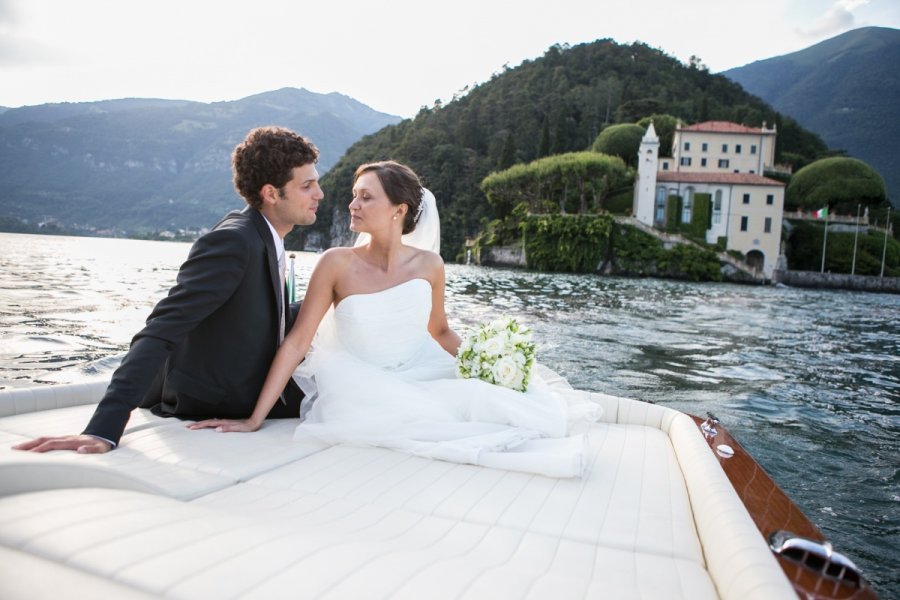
[354,161,423,235]
[232,126,319,208]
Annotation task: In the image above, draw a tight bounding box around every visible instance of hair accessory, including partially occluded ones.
[414,197,425,223]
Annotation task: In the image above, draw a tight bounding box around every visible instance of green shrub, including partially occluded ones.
[659,244,722,281]
[611,223,722,281]
[522,214,613,272]
[605,187,636,215]
[610,223,665,275]
[786,157,886,213]
[665,195,681,230]
[482,152,630,215]
[785,221,899,276]
[591,124,645,166]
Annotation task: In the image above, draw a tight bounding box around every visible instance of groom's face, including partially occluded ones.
[275,163,324,227]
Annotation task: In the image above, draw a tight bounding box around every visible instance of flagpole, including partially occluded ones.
[881,206,891,278]
[820,206,829,273]
[851,204,860,276]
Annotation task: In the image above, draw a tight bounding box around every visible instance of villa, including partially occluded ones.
[633,121,787,279]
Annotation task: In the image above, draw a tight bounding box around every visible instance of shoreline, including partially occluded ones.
[773,270,900,294]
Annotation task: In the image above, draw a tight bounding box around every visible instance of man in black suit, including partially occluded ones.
[14,126,323,453]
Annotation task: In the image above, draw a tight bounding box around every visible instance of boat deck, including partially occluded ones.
[0,374,796,599]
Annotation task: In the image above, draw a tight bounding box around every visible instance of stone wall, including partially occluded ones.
[774,270,900,294]
[477,245,527,268]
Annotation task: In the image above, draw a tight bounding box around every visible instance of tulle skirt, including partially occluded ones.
[293,331,602,478]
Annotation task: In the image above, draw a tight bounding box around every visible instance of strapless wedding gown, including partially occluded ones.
[293,278,601,477]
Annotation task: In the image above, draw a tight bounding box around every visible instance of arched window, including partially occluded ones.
[655,186,666,224]
[713,190,722,225]
[682,187,694,223]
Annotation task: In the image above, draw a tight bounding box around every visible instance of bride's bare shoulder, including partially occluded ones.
[313,247,355,273]
[412,249,445,282]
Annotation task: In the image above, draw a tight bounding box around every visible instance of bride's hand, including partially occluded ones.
[187,418,261,433]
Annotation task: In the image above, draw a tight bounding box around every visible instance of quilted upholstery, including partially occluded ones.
[0,380,795,599]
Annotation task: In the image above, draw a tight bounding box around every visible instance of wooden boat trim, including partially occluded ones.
[691,415,877,600]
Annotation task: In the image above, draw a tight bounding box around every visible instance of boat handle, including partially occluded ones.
[768,530,862,587]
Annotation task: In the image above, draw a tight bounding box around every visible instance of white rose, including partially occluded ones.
[513,351,526,366]
[509,331,531,346]
[490,317,511,331]
[491,356,520,388]
[510,366,525,391]
[478,335,505,357]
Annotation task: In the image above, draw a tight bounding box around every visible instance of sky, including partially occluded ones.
[1,0,898,119]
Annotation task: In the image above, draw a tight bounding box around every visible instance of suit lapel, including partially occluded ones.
[244,207,283,343]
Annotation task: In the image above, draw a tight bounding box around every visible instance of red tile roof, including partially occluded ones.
[678,121,773,134]
[657,171,784,186]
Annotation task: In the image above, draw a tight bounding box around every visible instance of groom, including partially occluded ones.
[14,126,323,453]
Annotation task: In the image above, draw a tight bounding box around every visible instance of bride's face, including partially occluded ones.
[349,172,403,234]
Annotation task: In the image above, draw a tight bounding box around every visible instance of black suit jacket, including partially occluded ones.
[83,206,302,445]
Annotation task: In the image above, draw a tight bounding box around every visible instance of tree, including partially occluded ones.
[537,117,551,157]
[498,132,517,170]
[591,123,645,166]
[786,157,887,212]
[637,114,678,157]
[481,152,630,215]
[688,55,709,72]
[614,98,664,123]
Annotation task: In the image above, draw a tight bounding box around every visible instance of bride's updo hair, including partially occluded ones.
[354,161,423,235]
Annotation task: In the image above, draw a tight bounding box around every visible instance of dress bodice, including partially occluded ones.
[333,278,433,369]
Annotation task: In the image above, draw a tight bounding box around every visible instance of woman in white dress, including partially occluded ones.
[190,161,599,477]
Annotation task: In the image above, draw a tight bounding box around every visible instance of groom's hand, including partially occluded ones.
[13,435,112,454]
[188,418,260,433]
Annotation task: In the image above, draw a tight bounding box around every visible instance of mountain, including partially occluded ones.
[295,39,828,257]
[0,88,400,235]
[724,26,900,204]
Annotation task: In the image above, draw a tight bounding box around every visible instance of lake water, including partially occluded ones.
[1,232,898,596]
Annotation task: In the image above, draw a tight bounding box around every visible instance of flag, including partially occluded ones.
[814,207,829,219]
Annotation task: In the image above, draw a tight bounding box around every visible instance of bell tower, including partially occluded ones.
[634,122,659,226]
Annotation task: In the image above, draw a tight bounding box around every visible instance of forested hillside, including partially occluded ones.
[294,39,828,257]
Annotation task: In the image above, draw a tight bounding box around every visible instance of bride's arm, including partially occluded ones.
[426,256,462,356]
[190,252,341,432]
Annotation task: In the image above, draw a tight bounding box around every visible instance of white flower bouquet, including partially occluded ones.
[456,316,536,392]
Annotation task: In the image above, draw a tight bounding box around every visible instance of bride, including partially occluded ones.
[190,161,600,477]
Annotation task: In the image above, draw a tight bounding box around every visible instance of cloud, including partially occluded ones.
[0,1,67,67]
[0,0,16,25]
[797,0,869,38]
[0,34,67,66]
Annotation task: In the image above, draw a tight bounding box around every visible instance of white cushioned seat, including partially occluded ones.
[0,379,796,599]
[0,403,163,438]
[0,393,325,498]
[0,488,719,600]
[0,545,159,600]
[0,380,110,418]
[231,422,704,564]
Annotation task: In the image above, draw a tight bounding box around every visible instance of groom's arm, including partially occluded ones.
[82,227,251,445]
[13,227,251,452]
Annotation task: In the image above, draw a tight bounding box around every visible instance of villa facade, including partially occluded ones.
[633,121,786,279]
